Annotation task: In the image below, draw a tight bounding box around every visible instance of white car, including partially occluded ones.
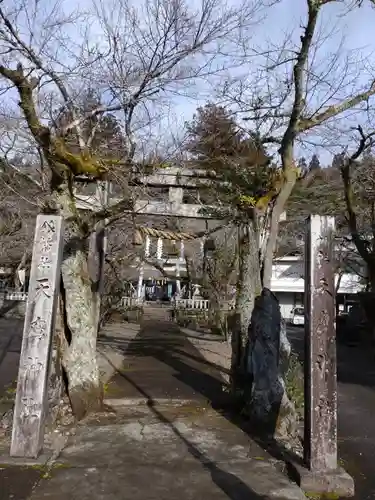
[290,307,305,326]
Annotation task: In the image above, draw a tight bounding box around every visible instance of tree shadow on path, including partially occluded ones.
[99,320,272,500]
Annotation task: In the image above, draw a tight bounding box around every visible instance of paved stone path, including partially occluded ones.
[98,319,229,406]
[0,318,23,400]
[0,317,306,500]
[25,318,304,500]
[3,316,375,498]
[29,405,306,500]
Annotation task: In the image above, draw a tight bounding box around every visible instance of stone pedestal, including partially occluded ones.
[292,463,354,498]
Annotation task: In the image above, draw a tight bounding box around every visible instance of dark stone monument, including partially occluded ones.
[246,288,297,440]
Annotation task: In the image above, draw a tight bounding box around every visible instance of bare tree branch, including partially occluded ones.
[339,125,375,264]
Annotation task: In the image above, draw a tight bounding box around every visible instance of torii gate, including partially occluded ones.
[75,166,286,300]
[75,167,218,218]
[75,167,221,300]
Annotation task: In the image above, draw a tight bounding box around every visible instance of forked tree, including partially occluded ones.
[216,0,375,365]
[0,0,264,418]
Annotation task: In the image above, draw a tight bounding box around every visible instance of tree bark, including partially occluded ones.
[235,222,262,339]
[14,250,28,290]
[210,291,227,337]
[47,299,65,427]
[262,165,298,288]
[54,189,103,420]
[232,222,261,387]
[61,245,103,420]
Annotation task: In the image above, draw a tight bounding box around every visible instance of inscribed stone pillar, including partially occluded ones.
[294,215,354,496]
[304,215,337,470]
[10,215,64,458]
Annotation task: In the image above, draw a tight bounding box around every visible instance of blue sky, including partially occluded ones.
[1,0,375,165]
[165,0,375,165]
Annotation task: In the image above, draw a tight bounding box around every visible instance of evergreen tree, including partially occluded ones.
[185,103,273,209]
[309,153,321,171]
[298,156,308,176]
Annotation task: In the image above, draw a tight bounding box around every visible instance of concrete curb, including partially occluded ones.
[105,397,204,407]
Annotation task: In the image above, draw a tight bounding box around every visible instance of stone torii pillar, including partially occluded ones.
[293,215,354,497]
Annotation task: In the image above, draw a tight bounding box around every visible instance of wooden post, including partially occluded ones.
[10,215,64,458]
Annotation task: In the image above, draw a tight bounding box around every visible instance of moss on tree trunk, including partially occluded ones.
[61,247,103,419]
[232,222,261,391]
[52,190,104,420]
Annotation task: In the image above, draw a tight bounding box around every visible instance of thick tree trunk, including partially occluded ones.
[61,242,103,420]
[235,222,261,340]
[88,224,106,332]
[262,160,298,288]
[210,291,227,337]
[14,250,28,290]
[232,222,261,389]
[52,189,103,420]
[47,301,64,427]
[61,249,103,419]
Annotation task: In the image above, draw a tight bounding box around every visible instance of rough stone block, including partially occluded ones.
[291,462,355,498]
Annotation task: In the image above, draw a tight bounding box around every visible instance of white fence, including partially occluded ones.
[121,296,144,308]
[173,298,235,311]
[1,290,28,301]
[120,295,236,311]
[174,298,210,310]
[0,291,235,311]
